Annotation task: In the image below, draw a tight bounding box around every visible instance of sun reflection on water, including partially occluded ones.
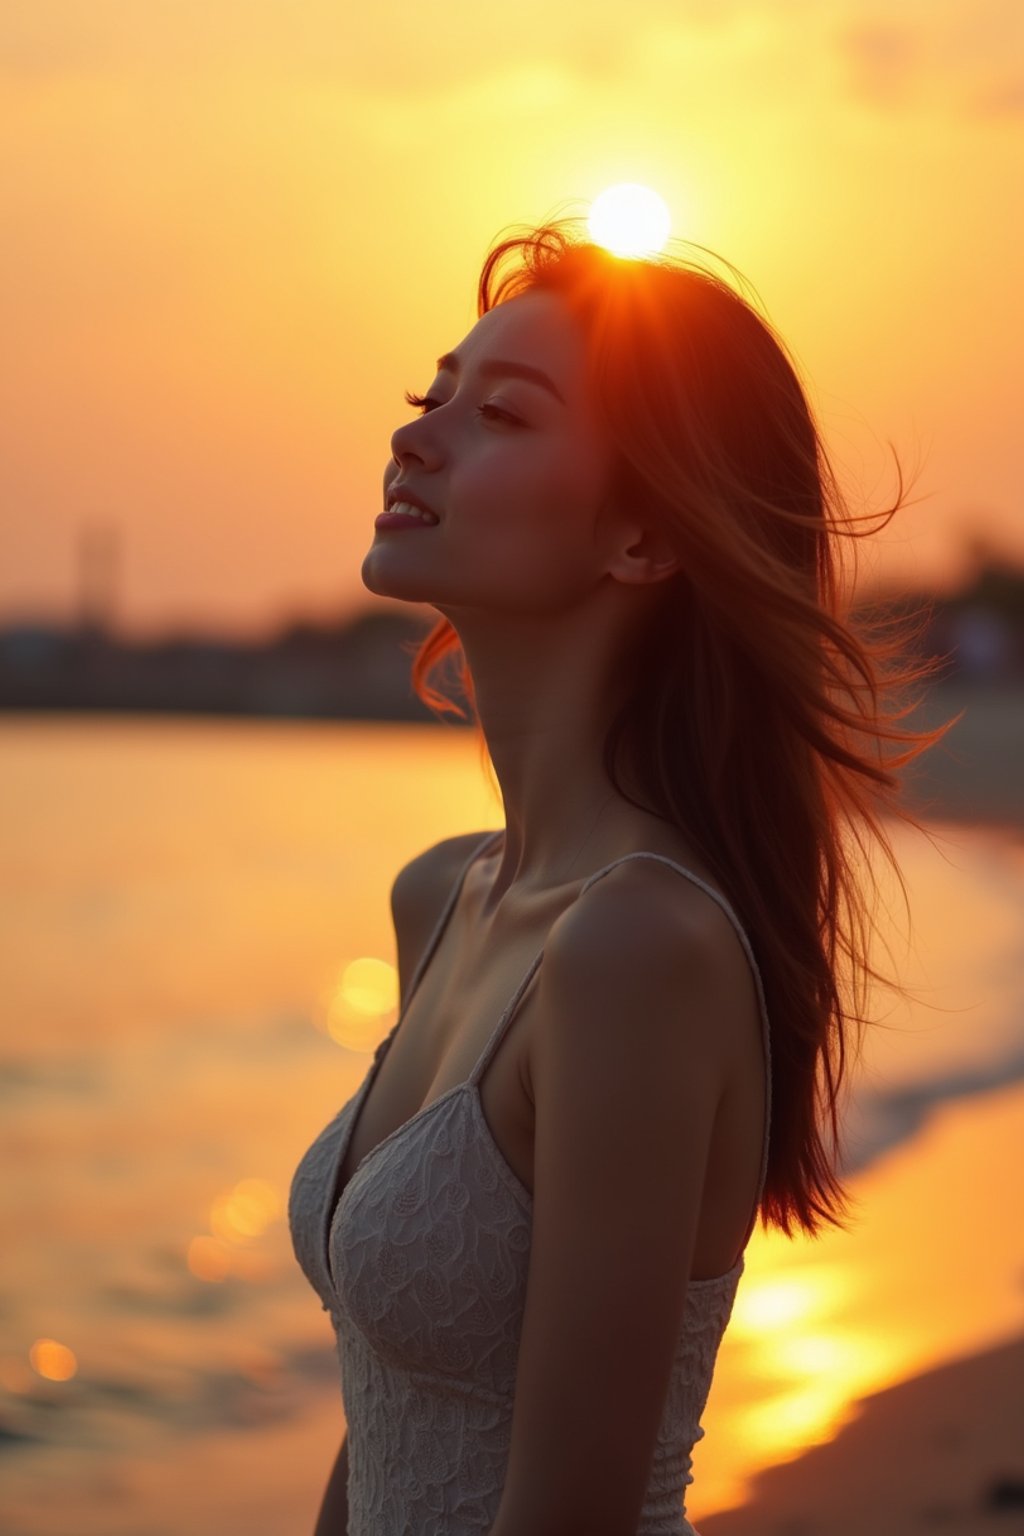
[187,1177,283,1282]
[722,1264,891,1463]
[210,1177,280,1242]
[730,1269,843,1334]
[736,1378,861,1463]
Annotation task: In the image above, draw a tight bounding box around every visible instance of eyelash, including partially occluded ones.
[403,389,521,426]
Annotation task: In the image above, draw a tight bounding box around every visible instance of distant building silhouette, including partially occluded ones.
[1,552,1022,718]
[77,520,120,637]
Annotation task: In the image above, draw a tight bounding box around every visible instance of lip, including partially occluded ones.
[385,484,439,520]
[374,508,439,531]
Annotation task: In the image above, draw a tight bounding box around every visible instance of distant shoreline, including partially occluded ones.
[2,679,1022,833]
[896,679,1024,833]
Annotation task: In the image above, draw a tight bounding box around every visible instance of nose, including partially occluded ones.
[390,412,441,469]
[385,405,444,509]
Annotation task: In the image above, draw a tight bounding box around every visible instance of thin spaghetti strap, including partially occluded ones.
[580,851,772,1244]
[382,830,503,1055]
[469,947,546,1087]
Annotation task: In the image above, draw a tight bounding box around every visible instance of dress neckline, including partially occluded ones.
[326,1066,745,1292]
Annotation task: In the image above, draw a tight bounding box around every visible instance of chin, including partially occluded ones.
[360,550,432,604]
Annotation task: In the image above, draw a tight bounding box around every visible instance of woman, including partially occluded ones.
[288,219,956,1535]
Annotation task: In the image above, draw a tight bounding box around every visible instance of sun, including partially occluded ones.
[588,183,671,257]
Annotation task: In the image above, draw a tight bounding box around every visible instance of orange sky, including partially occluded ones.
[1,0,1022,640]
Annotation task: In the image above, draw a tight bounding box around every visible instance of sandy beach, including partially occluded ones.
[700,1332,1024,1536]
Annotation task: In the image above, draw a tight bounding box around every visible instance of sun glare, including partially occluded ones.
[588,183,671,257]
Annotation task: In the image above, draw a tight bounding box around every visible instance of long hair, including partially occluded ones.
[406,218,961,1239]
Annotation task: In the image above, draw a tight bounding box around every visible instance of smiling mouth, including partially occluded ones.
[375,504,440,530]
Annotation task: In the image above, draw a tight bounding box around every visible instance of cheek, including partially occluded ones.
[461,433,605,524]
[452,487,603,611]
[534,427,613,532]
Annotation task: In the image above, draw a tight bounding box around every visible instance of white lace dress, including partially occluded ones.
[288,832,772,1535]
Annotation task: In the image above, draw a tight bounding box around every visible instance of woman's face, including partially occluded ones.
[364,289,619,616]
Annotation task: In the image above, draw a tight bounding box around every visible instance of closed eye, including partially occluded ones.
[403,390,522,426]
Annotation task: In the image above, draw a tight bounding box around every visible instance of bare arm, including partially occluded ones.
[487,864,735,1536]
[313,1435,349,1536]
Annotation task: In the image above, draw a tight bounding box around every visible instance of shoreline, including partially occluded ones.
[698,1331,1024,1535]
[896,680,1024,833]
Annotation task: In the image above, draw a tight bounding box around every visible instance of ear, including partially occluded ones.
[607,522,682,587]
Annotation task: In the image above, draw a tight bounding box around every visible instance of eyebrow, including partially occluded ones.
[435,351,567,406]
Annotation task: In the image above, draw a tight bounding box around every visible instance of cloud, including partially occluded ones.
[0,1,118,80]
[841,22,919,108]
[4,0,1023,131]
[968,74,1024,117]
[834,1,1024,121]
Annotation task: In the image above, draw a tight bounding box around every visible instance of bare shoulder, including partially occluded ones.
[554,852,743,964]
[389,829,496,922]
[388,830,497,1003]
[535,855,751,1089]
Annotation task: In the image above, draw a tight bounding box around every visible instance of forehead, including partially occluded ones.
[449,290,587,394]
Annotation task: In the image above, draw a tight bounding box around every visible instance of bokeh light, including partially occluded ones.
[187,1234,232,1282]
[188,1176,282,1281]
[29,1338,77,1382]
[209,1176,281,1243]
[322,955,398,1051]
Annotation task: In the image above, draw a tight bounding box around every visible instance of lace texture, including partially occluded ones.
[288,833,772,1536]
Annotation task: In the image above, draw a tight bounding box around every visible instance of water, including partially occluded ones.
[1,714,1021,1533]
